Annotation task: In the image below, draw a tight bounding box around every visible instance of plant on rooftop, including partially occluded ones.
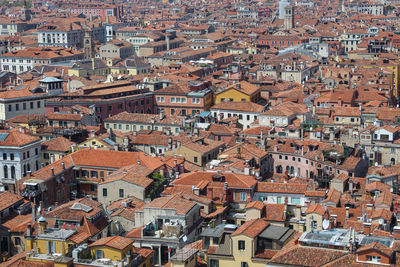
[146,173,167,199]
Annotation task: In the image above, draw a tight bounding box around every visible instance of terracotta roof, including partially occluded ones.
[0,129,41,147]
[42,137,75,152]
[357,241,394,257]
[174,171,257,189]
[100,164,153,188]
[211,101,264,113]
[306,204,327,216]
[232,218,269,238]
[246,201,264,210]
[0,192,23,212]
[257,182,307,194]
[143,194,197,215]
[89,236,133,250]
[105,111,185,125]
[270,244,348,266]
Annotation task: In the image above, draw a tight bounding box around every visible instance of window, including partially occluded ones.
[119,189,124,198]
[14,237,21,246]
[10,153,14,160]
[194,156,198,163]
[366,255,381,263]
[209,259,219,267]
[35,148,38,155]
[3,165,7,179]
[291,197,301,205]
[2,153,6,160]
[238,240,245,250]
[11,166,15,179]
[102,188,107,197]
[241,263,249,267]
[47,241,56,254]
[95,250,104,259]
[240,192,246,201]
[37,101,41,108]
[277,196,282,204]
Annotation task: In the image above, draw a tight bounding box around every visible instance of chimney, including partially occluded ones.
[345,206,349,219]
[168,137,173,149]
[50,154,55,164]
[38,217,47,235]
[166,35,170,50]
[159,110,164,120]
[32,204,36,223]
[366,203,373,211]
[137,160,141,165]
[331,214,337,227]
[26,223,32,236]
[363,222,371,235]
[51,167,55,176]
[61,161,65,170]
[244,161,250,175]
[91,58,95,70]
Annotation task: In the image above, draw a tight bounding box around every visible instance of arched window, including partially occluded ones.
[276,165,283,174]
[11,166,15,179]
[27,163,30,172]
[3,165,8,179]
[391,158,395,165]
[23,165,26,176]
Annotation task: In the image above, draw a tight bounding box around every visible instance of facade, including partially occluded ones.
[0,47,84,74]
[0,129,42,192]
[154,82,214,116]
[210,101,264,129]
[105,112,185,135]
[99,40,135,60]
[38,22,105,48]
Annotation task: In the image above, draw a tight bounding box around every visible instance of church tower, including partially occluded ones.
[21,0,32,21]
[84,29,95,59]
[284,5,295,30]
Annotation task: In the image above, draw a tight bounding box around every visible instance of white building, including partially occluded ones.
[210,101,265,129]
[0,77,64,120]
[0,47,84,74]
[0,129,42,191]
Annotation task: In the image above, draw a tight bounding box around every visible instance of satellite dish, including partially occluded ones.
[182,235,187,242]
[379,218,384,225]
[322,219,330,230]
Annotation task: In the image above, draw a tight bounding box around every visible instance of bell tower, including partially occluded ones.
[84,29,95,59]
[284,5,295,30]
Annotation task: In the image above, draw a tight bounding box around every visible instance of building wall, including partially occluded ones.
[230,235,267,267]
[211,109,258,129]
[305,213,323,231]
[90,245,129,261]
[98,180,147,205]
[0,141,42,190]
[357,251,390,265]
[0,98,46,121]
[105,122,181,135]
[214,89,251,104]
[35,238,75,255]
